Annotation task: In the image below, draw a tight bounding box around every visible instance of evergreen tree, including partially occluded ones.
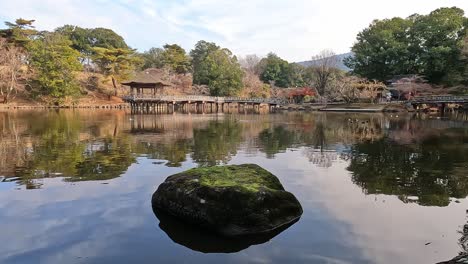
[55,25,128,64]
[345,7,468,85]
[190,41,243,96]
[161,44,191,74]
[190,40,220,85]
[140,47,165,69]
[258,53,291,88]
[0,18,37,48]
[92,47,141,95]
[203,49,244,96]
[28,33,82,102]
[462,35,468,85]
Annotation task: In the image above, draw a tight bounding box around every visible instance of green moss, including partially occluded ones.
[185,164,283,192]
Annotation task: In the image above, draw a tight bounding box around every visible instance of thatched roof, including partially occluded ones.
[122,68,171,87]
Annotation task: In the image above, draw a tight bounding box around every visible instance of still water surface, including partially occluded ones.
[1,110,468,264]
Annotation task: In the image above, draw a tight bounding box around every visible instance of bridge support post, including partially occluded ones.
[124,95,286,114]
[440,103,446,114]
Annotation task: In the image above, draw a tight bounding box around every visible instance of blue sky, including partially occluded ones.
[0,0,467,61]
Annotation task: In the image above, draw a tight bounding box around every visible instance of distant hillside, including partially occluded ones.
[297,52,353,71]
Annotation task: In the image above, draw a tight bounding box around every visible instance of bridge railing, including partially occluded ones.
[123,95,218,102]
[122,95,285,105]
[411,95,468,102]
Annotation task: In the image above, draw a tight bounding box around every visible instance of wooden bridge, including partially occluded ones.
[409,95,468,111]
[410,95,468,104]
[122,95,285,114]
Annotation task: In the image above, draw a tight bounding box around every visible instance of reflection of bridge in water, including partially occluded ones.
[123,95,468,114]
[123,95,285,114]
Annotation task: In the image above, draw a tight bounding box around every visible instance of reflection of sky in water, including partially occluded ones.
[0,155,370,264]
[1,111,468,263]
[0,180,17,191]
[0,151,464,263]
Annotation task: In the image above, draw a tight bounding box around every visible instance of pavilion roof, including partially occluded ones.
[122,68,171,87]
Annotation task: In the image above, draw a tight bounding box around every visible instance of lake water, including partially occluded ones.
[1,110,468,264]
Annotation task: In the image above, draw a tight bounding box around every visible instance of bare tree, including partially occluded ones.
[327,75,362,103]
[240,71,270,98]
[361,80,386,103]
[268,80,281,98]
[238,54,261,74]
[311,49,339,97]
[392,75,432,100]
[0,38,25,103]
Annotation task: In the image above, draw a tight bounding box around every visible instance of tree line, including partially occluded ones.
[0,18,368,104]
[345,7,468,86]
[0,19,141,103]
[0,6,466,105]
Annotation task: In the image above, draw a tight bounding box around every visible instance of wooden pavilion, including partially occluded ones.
[122,68,171,97]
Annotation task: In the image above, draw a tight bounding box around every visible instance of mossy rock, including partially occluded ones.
[152,164,303,237]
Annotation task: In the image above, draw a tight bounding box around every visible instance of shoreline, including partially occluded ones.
[277,102,410,113]
[1,102,461,114]
[319,108,383,113]
[0,103,404,113]
[0,103,129,110]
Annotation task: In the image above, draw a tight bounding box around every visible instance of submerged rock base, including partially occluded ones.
[437,254,468,264]
[152,208,299,253]
[152,164,303,237]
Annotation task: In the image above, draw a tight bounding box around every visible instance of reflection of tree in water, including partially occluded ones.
[438,215,468,264]
[258,126,298,158]
[130,113,388,167]
[135,119,243,167]
[257,117,340,158]
[0,111,36,178]
[98,113,468,208]
[191,120,243,166]
[344,117,383,142]
[302,149,338,168]
[8,112,84,188]
[69,137,136,181]
[8,110,468,198]
[18,135,135,187]
[311,121,327,150]
[137,139,192,167]
[256,119,338,167]
[257,119,339,166]
[3,110,135,188]
[346,132,468,206]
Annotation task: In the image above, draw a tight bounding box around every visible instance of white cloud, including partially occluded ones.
[0,0,467,61]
